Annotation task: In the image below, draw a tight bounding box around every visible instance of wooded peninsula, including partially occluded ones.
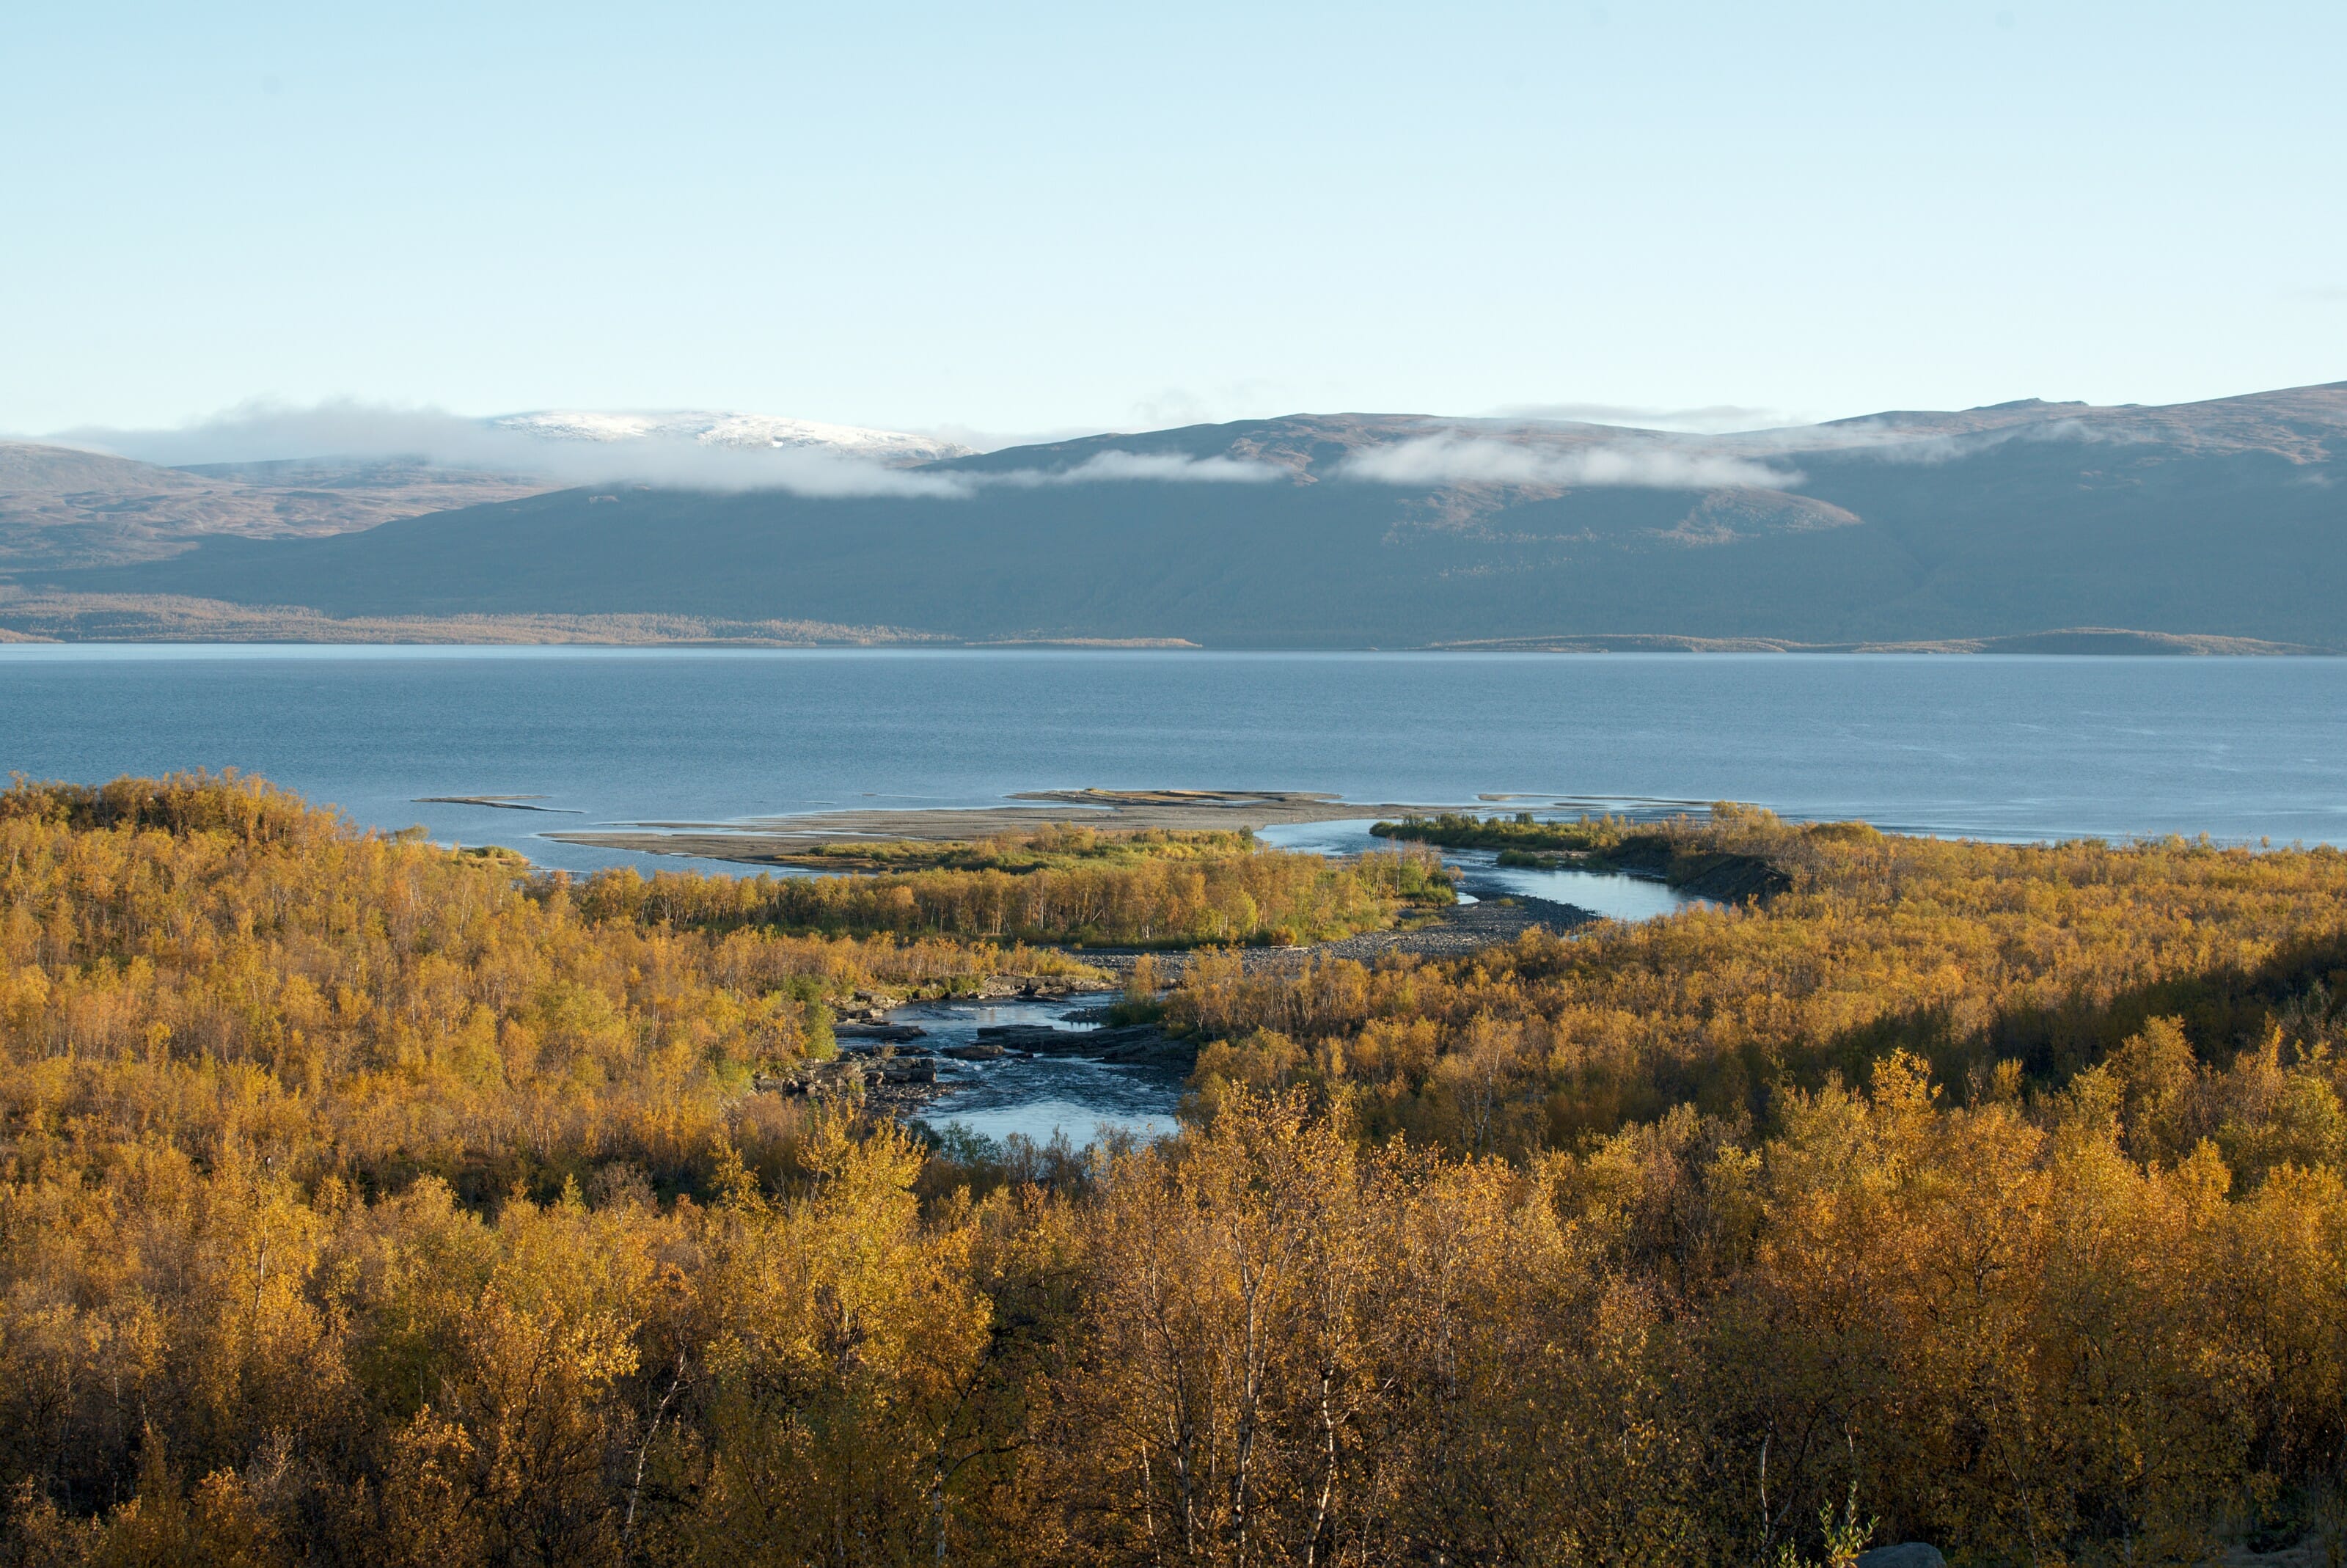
[2,774,2343,1565]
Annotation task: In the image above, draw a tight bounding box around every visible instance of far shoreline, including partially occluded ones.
[0,636,2333,657]
[0,596,2331,658]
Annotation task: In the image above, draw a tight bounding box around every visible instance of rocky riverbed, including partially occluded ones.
[761,992,1190,1143]
[750,854,1622,1139]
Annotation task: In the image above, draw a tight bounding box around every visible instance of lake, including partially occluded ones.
[2,646,2340,858]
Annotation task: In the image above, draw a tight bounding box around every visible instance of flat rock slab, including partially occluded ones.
[976,1022,1193,1068]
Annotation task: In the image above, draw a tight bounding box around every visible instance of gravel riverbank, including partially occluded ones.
[1061,882,1597,978]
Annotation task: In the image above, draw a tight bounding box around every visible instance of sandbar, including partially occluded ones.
[546,788,1476,865]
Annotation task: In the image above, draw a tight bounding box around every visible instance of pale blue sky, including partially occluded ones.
[6,1,2343,440]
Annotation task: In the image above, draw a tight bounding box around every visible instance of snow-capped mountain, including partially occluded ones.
[490,411,971,467]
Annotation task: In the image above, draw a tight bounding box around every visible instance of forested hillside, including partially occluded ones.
[2,778,2346,1564]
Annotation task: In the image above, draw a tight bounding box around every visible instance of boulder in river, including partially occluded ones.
[1854,1546,1944,1568]
[835,1022,928,1043]
[758,1058,863,1099]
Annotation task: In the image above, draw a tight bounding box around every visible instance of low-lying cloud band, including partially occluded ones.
[40,401,1288,497]
[1339,435,1804,490]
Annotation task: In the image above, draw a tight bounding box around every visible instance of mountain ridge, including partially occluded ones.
[0,406,974,571]
[15,381,2346,648]
[0,442,550,571]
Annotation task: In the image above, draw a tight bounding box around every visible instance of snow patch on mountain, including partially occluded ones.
[491,411,972,468]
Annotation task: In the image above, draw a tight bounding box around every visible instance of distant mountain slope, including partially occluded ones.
[1,408,970,574]
[34,383,2347,648]
[0,443,550,571]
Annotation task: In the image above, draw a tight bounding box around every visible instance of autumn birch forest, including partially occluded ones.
[3,774,2345,1567]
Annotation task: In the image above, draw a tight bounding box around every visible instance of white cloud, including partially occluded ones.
[918,421,1117,453]
[43,401,1294,498]
[1790,414,2123,466]
[991,450,1284,486]
[89,401,2158,499]
[1339,435,1801,490]
[52,399,969,497]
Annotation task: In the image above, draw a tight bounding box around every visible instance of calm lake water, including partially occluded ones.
[4,646,2344,860]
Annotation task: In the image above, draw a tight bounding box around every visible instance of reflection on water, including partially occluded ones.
[1453,851,1698,922]
[1251,820,1399,859]
[895,992,1182,1147]
[1255,819,1699,923]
